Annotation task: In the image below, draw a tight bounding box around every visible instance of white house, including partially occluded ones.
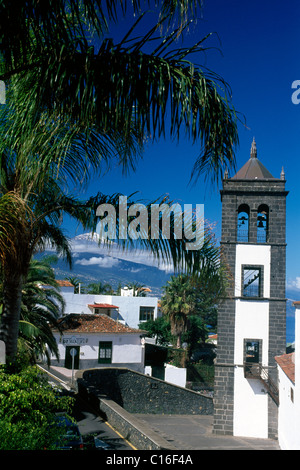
[56,280,75,293]
[60,289,159,329]
[276,301,300,449]
[50,314,146,373]
[49,282,189,386]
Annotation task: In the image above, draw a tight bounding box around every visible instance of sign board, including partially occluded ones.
[0,340,6,364]
[69,348,77,357]
[63,336,88,345]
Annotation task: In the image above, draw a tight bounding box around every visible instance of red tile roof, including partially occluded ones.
[56,280,74,287]
[54,314,144,334]
[88,303,118,309]
[275,352,295,384]
[208,334,218,340]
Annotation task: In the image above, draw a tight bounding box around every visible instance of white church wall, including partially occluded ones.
[233,244,271,438]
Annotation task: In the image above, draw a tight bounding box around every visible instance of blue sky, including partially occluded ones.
[65,0,300,299]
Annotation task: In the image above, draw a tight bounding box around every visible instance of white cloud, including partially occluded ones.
[41,232,176,274]
[287,277,300,291]
[75,256,120,269]
[70,233,176,273]
[156,262,175,273]
[128,267,144,273]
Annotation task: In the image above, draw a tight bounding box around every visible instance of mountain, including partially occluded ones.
[36,233,173,297]
[35,233,300,343]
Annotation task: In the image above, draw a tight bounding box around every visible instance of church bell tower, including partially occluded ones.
[213,139,288,439]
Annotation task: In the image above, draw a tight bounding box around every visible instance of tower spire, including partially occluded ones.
[250,137,257,158]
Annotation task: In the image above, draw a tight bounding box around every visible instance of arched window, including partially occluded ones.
[257,205,269,243]
[237,204,249,242]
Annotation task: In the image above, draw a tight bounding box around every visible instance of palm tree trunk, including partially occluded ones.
[0,272,23,362]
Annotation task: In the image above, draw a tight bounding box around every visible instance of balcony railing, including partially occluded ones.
[244,363,279,405]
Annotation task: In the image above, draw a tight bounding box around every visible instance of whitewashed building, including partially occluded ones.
[60,291,159,330]
[50,314,146,373]
[276,301,300,449]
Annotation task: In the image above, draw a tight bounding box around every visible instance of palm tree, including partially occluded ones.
[0,0,239,184]
[161,226,229,349]
[125,282,151,297]
[86,281,114,295]
[18,256,65,365]
[64,276,81,294]
[0,1,238,363]
[161,274,195,348]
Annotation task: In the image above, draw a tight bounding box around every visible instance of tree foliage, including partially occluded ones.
[0,365,74,450]
[139,316,172,346]
[0,0,239,184]
[86,281,114,294]
[18,256,65,365]
[0,1,238,363]
[160,240,228,349]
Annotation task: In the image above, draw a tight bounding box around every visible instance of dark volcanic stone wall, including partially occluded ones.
[78,367,213,415]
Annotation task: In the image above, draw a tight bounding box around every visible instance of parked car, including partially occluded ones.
[83,433,113,450]
[190,347,216,364]
[52,414,84,450]
[94,436,113,450]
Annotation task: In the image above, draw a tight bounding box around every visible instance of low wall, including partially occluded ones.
[96,395,176,450]
[77,367,213,450]
[77,367,213,414]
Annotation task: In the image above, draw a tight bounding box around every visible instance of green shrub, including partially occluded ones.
[187,362,215,387]
[0,365,74,450]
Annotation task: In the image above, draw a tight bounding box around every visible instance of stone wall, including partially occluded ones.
[77,367,213,450]
[94,397,177,450]
[77,367,213,415]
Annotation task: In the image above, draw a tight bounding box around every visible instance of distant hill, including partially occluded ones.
[36,233,173,297]
[35,233,300,343]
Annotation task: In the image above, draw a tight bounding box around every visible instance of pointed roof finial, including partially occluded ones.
[250,137,257,159]
[280,166,285,180]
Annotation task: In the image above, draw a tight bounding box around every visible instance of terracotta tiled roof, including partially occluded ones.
[88,303,118,309]
[275,352,295,384]
[56,280,74,287]
[54,314,145,334]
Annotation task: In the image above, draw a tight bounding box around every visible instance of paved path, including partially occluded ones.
[43,366,281,450]
[133,414,281,450]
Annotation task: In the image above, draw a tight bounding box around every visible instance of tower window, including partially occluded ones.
[257,205,269,243]
[244,339,262,378]
[242,266,263,297]
[237,205,249,242]
[245,340,260,363]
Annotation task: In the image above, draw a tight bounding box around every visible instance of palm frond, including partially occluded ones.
[0,0,204,71]
[4,12,238,184]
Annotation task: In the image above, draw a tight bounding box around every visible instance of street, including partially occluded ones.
[39,364,135,451]
[72,394,135,451]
